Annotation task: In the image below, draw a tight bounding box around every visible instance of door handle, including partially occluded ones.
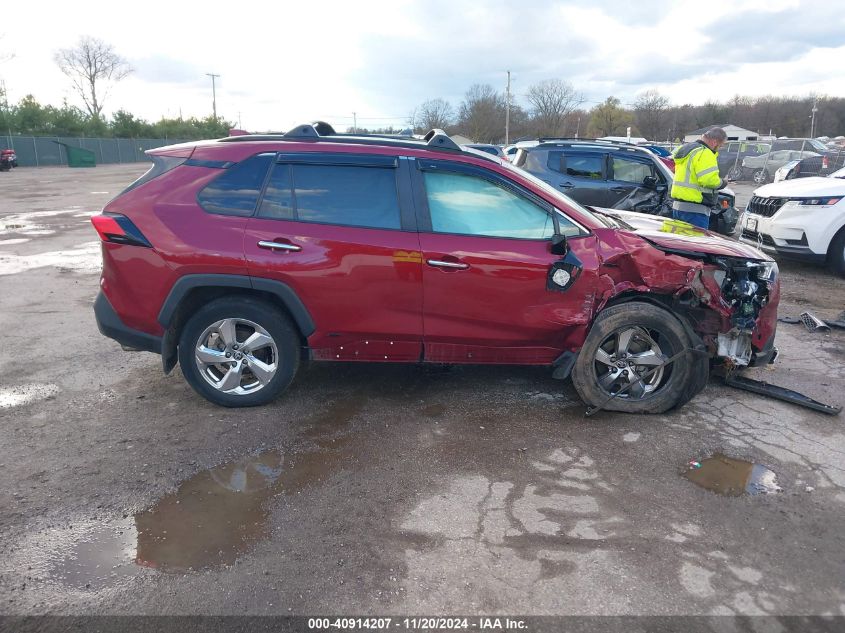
[258,240,301,252]
[610,186,628,193]
[560,182,574,189]
[426,259,469,270]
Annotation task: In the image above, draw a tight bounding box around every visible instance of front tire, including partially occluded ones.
[752,169,769,184]
[571,302,708,414]
[178,296,300,407]
[727,165,743,181]
[829,228,845,278]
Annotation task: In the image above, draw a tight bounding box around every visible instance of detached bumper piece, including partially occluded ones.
[724,373,841,416]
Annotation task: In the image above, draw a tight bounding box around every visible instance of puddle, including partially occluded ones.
[0,242,101,275]
[684,453,782,496]
[1,209,85,236]
[52,518,139,590]
[27,399,364,585]
[0,383,60,408]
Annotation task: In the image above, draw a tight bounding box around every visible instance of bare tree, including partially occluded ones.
[633,90,669,140]
[526,79,583,137]
[457,84,505,143]
[54,36,132,120]
[416,98,454,132]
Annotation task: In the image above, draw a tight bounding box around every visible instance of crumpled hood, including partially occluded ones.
[594,208,772,261]
[754,177,845,198]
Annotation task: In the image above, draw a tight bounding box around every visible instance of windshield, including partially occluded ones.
[499,160,602,224]
[809,139,829,152]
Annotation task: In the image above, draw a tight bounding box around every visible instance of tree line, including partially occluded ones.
[0,94,234,139]
[0,36,233,140]
[376,83,845,144]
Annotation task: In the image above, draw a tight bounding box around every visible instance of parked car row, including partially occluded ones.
[727,138,845,184]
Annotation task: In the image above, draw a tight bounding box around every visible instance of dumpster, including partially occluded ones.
[54,141,96,168]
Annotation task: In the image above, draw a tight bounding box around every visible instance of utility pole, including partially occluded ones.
[353,112,357,133]
[810,97,818,138]
[206,73,220,120]
[575,115,581,139]
[505,71,511,145]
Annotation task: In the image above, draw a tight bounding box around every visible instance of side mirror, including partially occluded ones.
[643,175,658,188]
[551,234,568,256]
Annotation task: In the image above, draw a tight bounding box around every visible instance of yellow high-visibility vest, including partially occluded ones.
[671,141,722,204]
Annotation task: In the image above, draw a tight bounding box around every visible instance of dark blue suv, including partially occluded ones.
[512,139,738,235]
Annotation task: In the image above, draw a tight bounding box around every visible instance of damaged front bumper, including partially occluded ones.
[690,258,780,367]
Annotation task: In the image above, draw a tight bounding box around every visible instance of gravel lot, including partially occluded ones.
[1,165,844,619]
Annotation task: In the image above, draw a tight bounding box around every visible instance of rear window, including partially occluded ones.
[258,163,401,230]
[197,154,273,216]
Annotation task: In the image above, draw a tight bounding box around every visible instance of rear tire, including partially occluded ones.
[727,165,743,181]
[571,302,708,414]
[178,296,300,407]
[752,169,769,184]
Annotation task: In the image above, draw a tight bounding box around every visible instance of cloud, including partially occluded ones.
[714,6,845,64]
[130,55,205,87]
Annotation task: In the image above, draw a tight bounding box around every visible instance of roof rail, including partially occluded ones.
[538,137,639,147]
[216,122,495,161]
[283,122,324,139]
[423,128,462,151]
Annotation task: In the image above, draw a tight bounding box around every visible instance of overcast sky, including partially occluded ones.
[2,0,843,132]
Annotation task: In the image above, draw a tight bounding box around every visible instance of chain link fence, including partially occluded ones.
[0,136,190,167]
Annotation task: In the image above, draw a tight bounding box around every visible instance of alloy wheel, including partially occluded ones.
[194,318,278,395]
[593,326,666,399]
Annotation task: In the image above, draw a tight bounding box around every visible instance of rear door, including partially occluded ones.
[244,153,424,362]
[411,159,594,364]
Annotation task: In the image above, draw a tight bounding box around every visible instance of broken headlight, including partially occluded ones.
[718,260,775,330]
[751,261,778,283]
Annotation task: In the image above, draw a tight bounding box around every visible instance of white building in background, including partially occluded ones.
[684,124,759,142]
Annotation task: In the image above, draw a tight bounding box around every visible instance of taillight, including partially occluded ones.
[91,214,152,247]
[823,156,829,169]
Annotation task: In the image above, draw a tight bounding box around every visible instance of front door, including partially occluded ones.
[411,159,595,364]
[244,153,423,362]
[545,150,609,207]
[606,154,661,207]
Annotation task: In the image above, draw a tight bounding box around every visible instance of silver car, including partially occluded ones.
[743,150,820,184]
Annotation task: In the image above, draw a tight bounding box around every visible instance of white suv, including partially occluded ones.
[739,167,845,276]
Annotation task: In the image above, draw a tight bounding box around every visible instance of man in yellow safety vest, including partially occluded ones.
[671,127,729,229]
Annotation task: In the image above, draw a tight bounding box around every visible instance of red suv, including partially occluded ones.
[92,123,779,413]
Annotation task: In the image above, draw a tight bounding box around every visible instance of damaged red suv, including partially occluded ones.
[92,123,779,413]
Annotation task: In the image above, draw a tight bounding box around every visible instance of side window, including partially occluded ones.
[546,151,565,173]
[562,152,603,179]
[259,163,401,230]
[611,156,653,183]
[257,164,293,220]
[197,154,273,216]
[422,171,554,239]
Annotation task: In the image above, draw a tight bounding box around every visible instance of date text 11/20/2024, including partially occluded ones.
[307,617,528,630]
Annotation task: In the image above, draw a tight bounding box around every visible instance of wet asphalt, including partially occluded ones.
[0,165,844,617]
